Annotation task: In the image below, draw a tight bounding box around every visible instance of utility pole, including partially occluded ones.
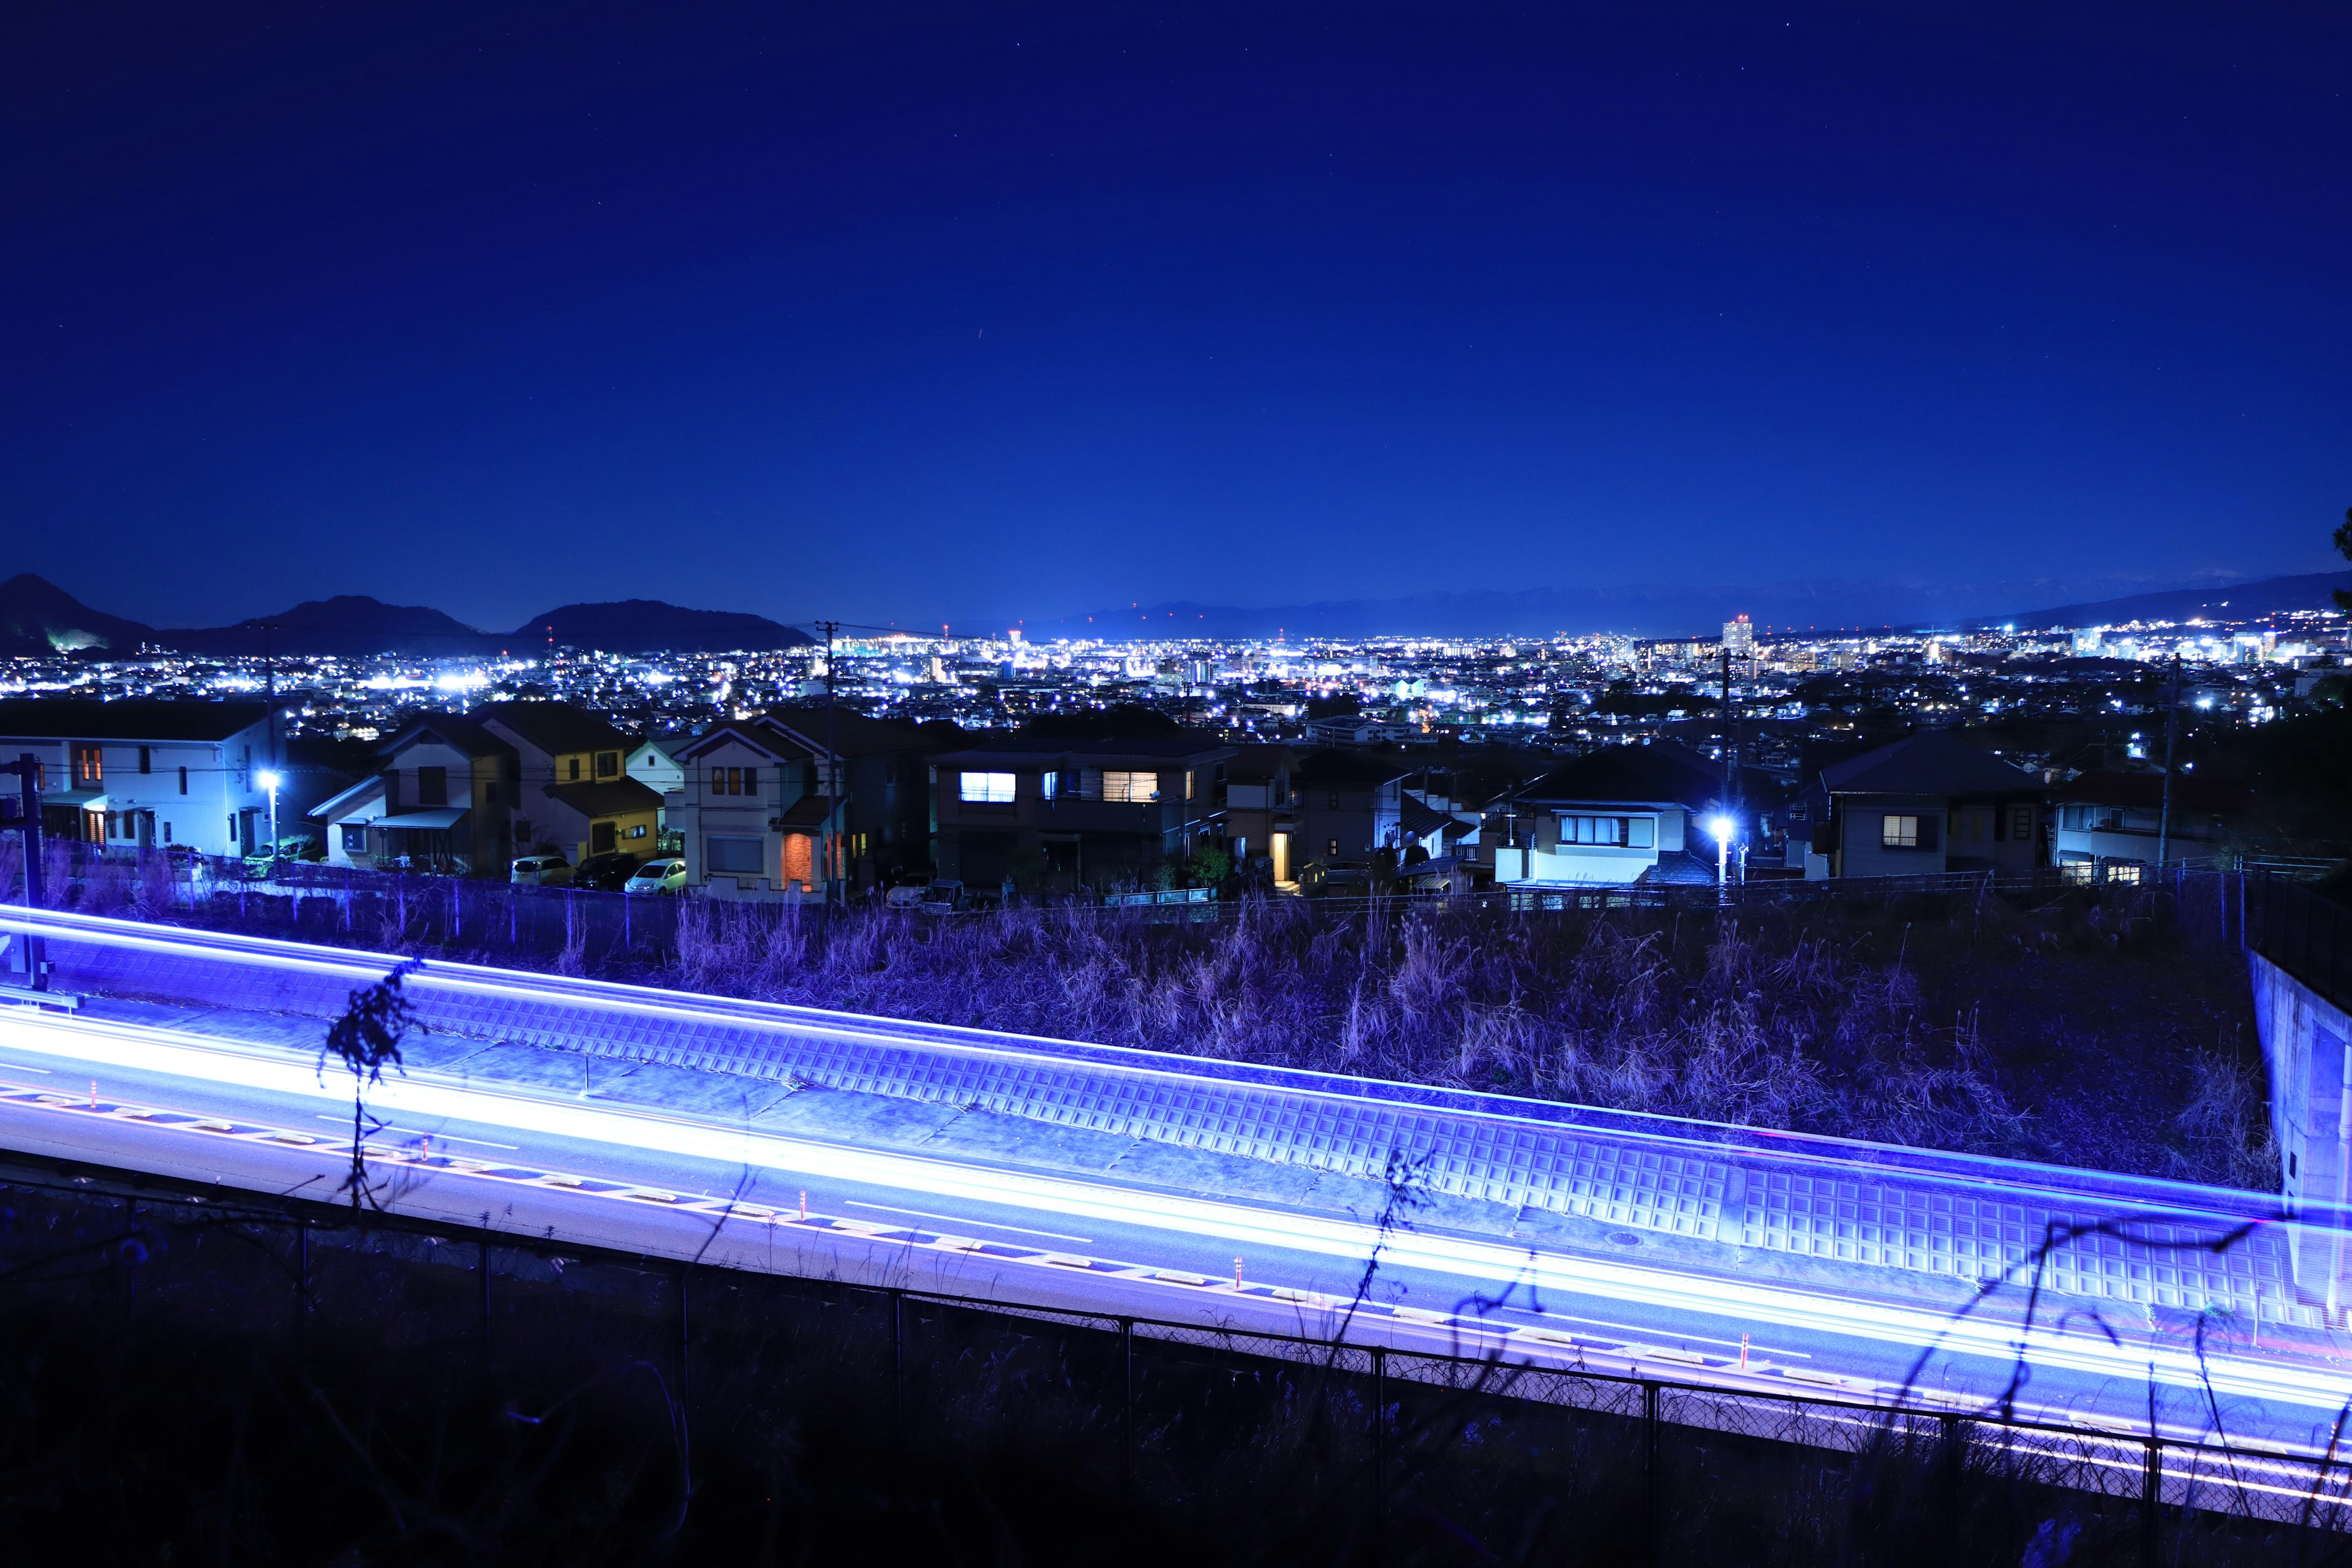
[2157,654,2182,868]
[1721,645,1742,884]
[820,620,842,910]
[262,620,279,772]
[3,755,47,990]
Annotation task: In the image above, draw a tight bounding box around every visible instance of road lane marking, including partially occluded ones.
[312,1116,518,1150]
[842,1199,1091,1243]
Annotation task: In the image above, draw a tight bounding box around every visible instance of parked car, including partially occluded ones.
[883,881,930,910]
[242,836,322,876]
[624,858,687,895]
[571,852,641,892]
[917,878,965,913]
[510,854,573,887]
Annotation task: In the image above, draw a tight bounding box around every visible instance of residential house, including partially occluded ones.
[625,731,690,838]
[1809,731,2043,879]
[2051,769,2247,882]
[669,718,837,900]
[0,699,277,854]
[1291,750,1411,870]
[473,701,663,866]
[1215,744,1298,883]
[318,715,514,874]
[931,734,1237,892]
[1490,741,1761,886]
[745,708,943,884]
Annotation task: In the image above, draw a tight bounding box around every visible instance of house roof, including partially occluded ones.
[377,715,513,761]
[472,701,631,758]
[676,718,817,764]
[756,706,936,758]
[1292,748,1412,786]
[1223,743,1295,782]
[542,777,665,818]
[773,793,838,829]
[2051,768,2250,814]
[1517,741,1725,811]
[0,698,273,744]
[1819,731,2037,798]
[1400,794,1460,839]
[307,775,386,820]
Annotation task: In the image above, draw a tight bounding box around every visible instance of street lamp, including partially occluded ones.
[1705,813,1737,903]
[256,769,281,869]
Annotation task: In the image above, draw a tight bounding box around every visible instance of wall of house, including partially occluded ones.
[0,728,270,856]
[1834,793,1953,878]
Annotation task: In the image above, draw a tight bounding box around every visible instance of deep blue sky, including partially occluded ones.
[4,1,2348,633]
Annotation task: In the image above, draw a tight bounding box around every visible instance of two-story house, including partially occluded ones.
[1492,741,1760,886]
[1216,744,1298,883]
[745,708,942,884]
[1811,731,2043,879]
[2051,769,2247,882]
[668,718,838,900]
[931,734,1237,893]
[0,699,277,854]
[473,701,663,866]
[315,715,514,874]
[1291,750,1411,870]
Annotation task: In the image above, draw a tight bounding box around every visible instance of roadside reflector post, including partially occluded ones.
[799,1189,808,1221]
[1738,1333,1749,1371]
[1233,1256,1243,1291]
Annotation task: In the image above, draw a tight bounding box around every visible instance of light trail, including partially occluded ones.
[4,1000,2347,1425]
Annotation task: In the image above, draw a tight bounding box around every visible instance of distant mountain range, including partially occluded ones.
[1049,571,2352,641]
[0,575,816,657]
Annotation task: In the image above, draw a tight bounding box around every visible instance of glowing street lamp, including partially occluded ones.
[1705,812,1737,902]
[256,769,281,868]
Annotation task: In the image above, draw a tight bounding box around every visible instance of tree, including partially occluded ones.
[322,958,424,1213]
[2334,505,2352,612]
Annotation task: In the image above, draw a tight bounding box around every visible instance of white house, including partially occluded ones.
[0,699,280,855]
[1491,741,1750,887]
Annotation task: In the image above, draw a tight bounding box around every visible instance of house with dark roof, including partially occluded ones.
[745,707,940,880]
[1494,740,1762,886]
[930,732,1236,892]
[1291,750,1412,870]
[0,698,277,855]
[319,714,515,875]
[1216,744,1299,883]
[473,701,662,867]
[669,717,834,900]
[1811,731,2043,879]
[2051,768,2248,881]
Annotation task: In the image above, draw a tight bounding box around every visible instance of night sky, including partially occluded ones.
[4,2,2348,634]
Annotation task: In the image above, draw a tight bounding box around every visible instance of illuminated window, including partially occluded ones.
[960,772,1016,803]
[1102,771,1158,803]
[75,745,101,787]
[1558,815,1639,847]
[2106,861,2144,886]
[1881,814,1918,849]
[1184,771,1196,801]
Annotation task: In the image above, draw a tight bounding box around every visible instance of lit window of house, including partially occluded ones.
[1881,814,1919,849]
[1102,771,1158,802]
[960,772,1016,804]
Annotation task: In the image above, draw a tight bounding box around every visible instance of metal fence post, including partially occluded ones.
[890,1288,905,1451]
[1119,1316,1134,1501]
[1643,1381,1662,1565]
[2143,1439,2162,1566]
[1371,1346,1387,1537]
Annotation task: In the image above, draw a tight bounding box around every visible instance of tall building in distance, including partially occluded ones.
[1722,613,1756,677]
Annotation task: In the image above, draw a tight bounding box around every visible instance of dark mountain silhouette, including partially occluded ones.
[513,600,815,653]
[161,596,501,657]
[1976,571,2352,631]
[0,574,156,655]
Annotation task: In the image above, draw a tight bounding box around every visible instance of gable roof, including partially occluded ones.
[542,777,665,818]
[676,717,817,763]
[377,714,513,761]
[756,706,935,758]
[933,733,1236,769]
[2052,768,2249,814]
[1517,741,1725,810]
[471,701,631,758]
[0,698,272,744]
[1819,731,2037,797]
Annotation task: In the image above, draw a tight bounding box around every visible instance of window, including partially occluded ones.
[568,756,582,781]
[1881,814,1918,849]
[1327,792,1341,809]
[1184,771,1196,801]
[162,822,172,844]
[137,747,151,774]
[960,771,1016,804]
[1327,839,1340,858]
[2106,861,2144,886]
[178,766,188,796]
[627,823,647,839]
[592,822,617,854]
[595,751,619,778]
[2010,805,2035,842]
[1552,823,1646,846]
[75,745,101,787]
[417,766,448,807]
[341,824,368,853]
[1041,771,1061,800]
[710,765,760,796]
[706,835,764,875]
[1102,771,1158,803]
[741,766,758,794]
